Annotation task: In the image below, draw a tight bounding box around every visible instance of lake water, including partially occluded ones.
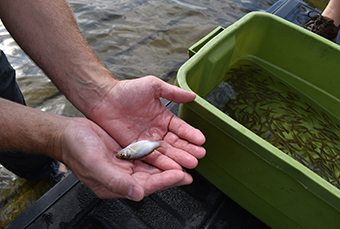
[0,0,328,227]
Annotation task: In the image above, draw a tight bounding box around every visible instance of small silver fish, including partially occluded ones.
[116,140,162,160]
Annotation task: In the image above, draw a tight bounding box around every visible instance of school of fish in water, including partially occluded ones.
[205,64,340,189]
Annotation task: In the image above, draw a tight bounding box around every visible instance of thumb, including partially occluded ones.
[83,164,145,201]
[149,76,196,103]
[126,185,144,201]
[103,170,145,201]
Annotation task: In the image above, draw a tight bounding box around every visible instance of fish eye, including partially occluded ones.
[116,152,124,158]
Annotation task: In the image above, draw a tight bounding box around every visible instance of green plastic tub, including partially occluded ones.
[176,12,340,229]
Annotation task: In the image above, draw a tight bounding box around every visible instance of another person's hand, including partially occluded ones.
[57,117,197,201]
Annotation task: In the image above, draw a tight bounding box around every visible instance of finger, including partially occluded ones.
[133,169,193,196]
[132,160,164,174]
[143,150,183,171]
[157,141,199,169]
[149,76,196,103]
[168,115,206,146]
[84,168,192,200]
[82,159,144,201]
[163,131,206,159]
[141,132,205,170]
[81,178,126,199]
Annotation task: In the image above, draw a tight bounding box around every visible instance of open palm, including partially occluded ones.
[87,76,206,170]
[59,117,197,201]
[65,76,205,201]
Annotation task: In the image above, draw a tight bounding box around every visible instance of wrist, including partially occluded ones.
[58,64,118,118]
[0,98,69,160]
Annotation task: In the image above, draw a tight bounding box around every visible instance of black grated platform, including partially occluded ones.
[18,170,269,229]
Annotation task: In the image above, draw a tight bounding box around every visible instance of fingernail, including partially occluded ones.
[126,186,141,201]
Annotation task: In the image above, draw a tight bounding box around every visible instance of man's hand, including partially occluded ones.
[86,76,206,173]
[0,0,206,171]
[0,98,204,201]
[58,117,200,201]
[0,0,206,201]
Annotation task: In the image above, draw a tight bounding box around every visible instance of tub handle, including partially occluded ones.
[188,26,225,58]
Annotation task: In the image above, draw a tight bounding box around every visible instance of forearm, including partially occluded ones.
[0,0,116,115]
[0,98,65,160]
